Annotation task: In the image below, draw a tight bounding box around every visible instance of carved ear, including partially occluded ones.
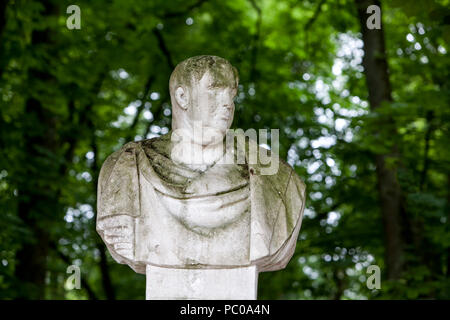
[175,86,189,110]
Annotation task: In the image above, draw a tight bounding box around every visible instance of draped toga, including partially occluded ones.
[97,131,306,274]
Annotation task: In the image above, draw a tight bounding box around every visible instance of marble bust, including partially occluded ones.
[96,55,306,299]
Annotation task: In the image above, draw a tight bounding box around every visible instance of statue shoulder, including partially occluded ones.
[97,141,146,221]
[260,157,306,199]
[98,141,140,191]
[98,135,169,192]
[279,159,306,198]
[252,160,306,272]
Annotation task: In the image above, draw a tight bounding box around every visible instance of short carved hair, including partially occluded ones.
[169,55,239,94]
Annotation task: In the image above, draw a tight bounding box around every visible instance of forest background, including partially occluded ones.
[0,0,449,299]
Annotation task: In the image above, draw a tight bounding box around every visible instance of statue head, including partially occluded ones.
[169,55,239,145]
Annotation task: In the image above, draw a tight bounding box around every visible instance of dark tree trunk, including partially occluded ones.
[355,0,405,279]
[15,98,58,298]
[0,0,10,78]
[14,1,59,299]
[332,268,346,300]
[447,173,450,277]
[97,244,116,300]
[0,0,8,36]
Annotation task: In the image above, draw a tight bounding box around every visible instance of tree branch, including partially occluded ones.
[304,0,326,31]
[86,110,116,300]
[315,201,342,220]
[419,110,434,191]
[126,74,156,141]
[248,0,262,82]
[159,0,209,19]
[152,27,175,70]
[0,0,11,79]
[144,98,167,138]
[97,242,116,300]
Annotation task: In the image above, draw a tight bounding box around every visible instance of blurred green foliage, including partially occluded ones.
[0,0,449,299]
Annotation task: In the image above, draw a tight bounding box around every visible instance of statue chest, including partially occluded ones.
[135,161,252,267]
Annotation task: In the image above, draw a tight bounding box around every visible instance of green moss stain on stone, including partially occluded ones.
[170,55,238,90]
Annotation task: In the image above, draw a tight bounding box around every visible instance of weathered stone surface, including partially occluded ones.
[96,55,306,299]
[146,265,257,300]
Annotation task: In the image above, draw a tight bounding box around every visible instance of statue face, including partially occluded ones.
[189,71,237,141]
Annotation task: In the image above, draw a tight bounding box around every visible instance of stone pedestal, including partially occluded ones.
[146,265,258,300]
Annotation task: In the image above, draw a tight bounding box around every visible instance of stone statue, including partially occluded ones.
[96,55,306,299]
